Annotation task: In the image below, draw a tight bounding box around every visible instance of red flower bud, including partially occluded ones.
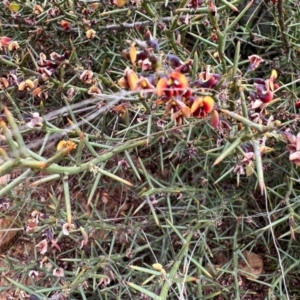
[210,109,219,128]
[256,85,273,103]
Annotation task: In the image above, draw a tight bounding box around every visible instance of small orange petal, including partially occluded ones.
[125,68,138,90]
[61,20,70,30]
[18,81,26,91]
[154,99,165,105]
[25,79,35,89]
[156,77,168,97]
[139,77,155,90]
[113,104,127,116]
[170,72,188,89]
[90,3,100,9]
[118,77,129,89]
[33,4,44,14]
[270,69,277,81]
[129,42,137,66]
[202,96,214,113]
[181,106,191,118]
[171,110,180,122]
[115,0,127,7]
[176,99,191,118]
[0,78,9,89]
[176,116,183,126]
[88,85,101,95]
[33,87,42,96]
[191,97,203,114]
[140,78,148,88]
[269,70,277,91]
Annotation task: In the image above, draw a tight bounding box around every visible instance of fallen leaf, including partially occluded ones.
[239,250,264,280]
[0,218,18,251]
[0,174,10,185]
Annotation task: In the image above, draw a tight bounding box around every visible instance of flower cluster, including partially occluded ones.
[117,32,283,131]
[156,71,216,125]
[117,31,219,127]
[0,36,19,51]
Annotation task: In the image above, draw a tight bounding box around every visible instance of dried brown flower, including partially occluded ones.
[36,239,48,255]
[33,4,44,14]
[0,77,9,89]
[80,70,93,84]
[18,79,35,91]
[53,267,64,277]
[8,41,19,51]
[85,29,96,40]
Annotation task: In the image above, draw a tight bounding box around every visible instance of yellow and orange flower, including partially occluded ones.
[56,140,77,152]
[191,96,215,118]
[163,98,191,126]
[118,67,138,91]
[61,20,71,31]
[156,72,188,98]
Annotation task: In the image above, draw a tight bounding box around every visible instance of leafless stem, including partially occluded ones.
[277,0,290,53]
[97,16,197,32]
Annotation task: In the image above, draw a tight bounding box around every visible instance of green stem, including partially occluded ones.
[253,139,265,195]
[142,1,156,18]
[159,230,193,299]
[63,174,72,227]
[4,107,28,158]
[45,139,147,174]
[0,169,34,197]
[5,92,23,122]
[238,84,251,134]
[220,109,268,132]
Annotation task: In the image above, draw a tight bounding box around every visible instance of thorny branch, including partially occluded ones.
[1,16,198,33]
[277,0,290,53]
